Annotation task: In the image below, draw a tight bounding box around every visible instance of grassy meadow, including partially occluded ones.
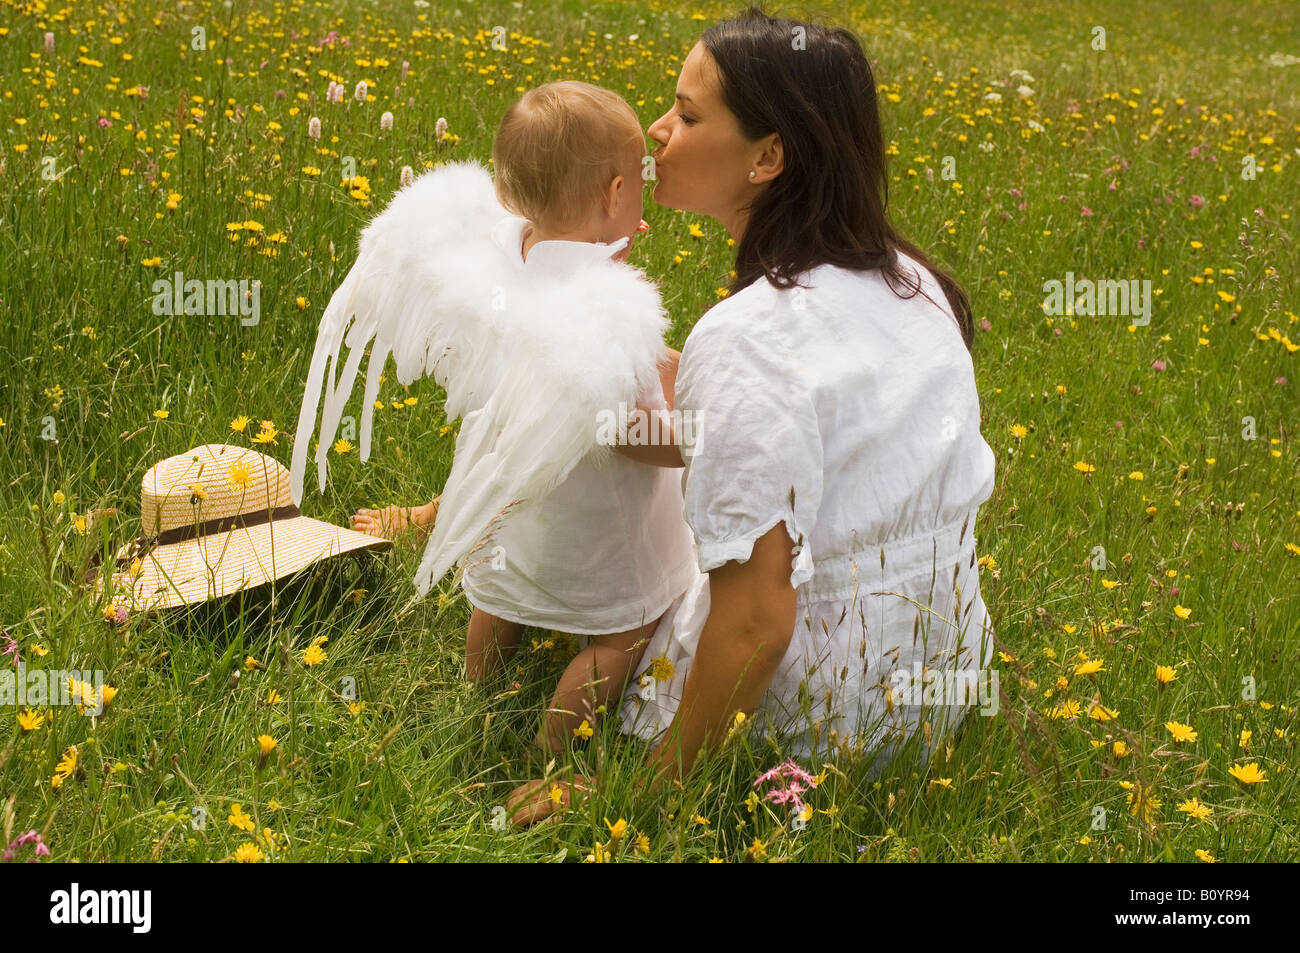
[0,0,1297,862]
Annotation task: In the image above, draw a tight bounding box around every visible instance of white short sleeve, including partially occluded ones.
[675,300,822,589]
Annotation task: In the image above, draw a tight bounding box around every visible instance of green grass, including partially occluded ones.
[0,0,1297,862]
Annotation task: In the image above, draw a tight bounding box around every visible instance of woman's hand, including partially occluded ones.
[506,774,593,827]
[646,524,797,782]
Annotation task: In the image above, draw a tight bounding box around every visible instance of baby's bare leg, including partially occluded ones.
[352,495,440,540]
[535,615,660,756]
[466,607,525,680]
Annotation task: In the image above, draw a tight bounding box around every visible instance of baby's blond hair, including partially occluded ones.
[492,81,643,233]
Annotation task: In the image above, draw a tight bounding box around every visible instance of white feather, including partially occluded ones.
[291,160,669,598]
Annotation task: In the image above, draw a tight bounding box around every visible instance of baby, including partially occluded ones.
[353,81,697,756]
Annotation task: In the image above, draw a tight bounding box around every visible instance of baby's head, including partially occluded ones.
[492,81,645,249]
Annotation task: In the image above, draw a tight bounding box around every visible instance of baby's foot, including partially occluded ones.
[351,497,439,541]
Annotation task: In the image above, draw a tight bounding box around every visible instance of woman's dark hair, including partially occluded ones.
[702,7,975,351]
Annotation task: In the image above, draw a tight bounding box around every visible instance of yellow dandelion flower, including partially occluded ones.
[1048,699,1081,719]
[1227,762,1267,784]
[227,460,255,489]
[54,748,80,779]
[1125,783,1161,823]
[233,843,264,863]
[1177,798,1213,821]
[1166,721,1198,742]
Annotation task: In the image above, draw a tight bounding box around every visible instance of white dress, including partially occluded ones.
[458,215,700,635]
[620,254,998,766]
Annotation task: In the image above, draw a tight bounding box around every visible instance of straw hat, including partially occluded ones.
[97,444,390,612]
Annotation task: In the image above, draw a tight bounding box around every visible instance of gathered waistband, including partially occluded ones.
[800,508,981,603]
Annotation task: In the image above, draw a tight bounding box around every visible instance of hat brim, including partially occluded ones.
[100,516,392,613]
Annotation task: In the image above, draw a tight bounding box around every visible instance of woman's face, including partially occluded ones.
[647,42,770,238]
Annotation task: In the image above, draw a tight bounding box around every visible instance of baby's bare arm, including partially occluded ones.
[659,347,680,412]
[614,346,684,468]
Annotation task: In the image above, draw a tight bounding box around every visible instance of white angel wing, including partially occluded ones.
[291,160,510,505]
[291,160,669,599]
[408,257,667,595]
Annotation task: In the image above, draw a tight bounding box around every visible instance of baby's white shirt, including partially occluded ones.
[458,215,697,635]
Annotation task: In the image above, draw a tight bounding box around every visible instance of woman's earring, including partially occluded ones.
[748,171,756,180]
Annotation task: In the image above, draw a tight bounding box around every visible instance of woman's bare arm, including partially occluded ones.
[646,522,797,785]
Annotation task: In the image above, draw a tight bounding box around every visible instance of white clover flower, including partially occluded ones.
[400,166,414,188]
[354,80,368,102]
[380,110,393,131]
[308,116,321,139]
[435,116,448,139]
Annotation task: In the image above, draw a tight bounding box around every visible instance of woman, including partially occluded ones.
[510,8,997,822]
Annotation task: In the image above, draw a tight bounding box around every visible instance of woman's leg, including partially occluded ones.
[535,614,661,756]
[466,606,525,680]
